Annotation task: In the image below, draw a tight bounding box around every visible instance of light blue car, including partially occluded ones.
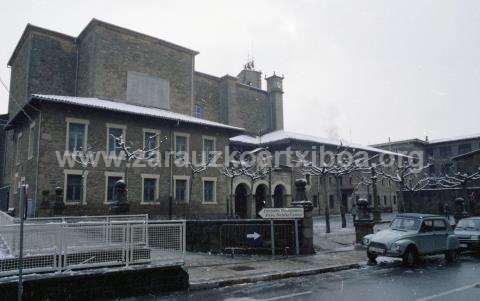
[363,213,460,266]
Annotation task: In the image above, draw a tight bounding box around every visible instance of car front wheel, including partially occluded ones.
[367,252,377,262]
[402,246,418,267]
[445,249,458,263]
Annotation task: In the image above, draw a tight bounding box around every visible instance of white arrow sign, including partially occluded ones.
[246,232,261,240]
[258,208,304,219]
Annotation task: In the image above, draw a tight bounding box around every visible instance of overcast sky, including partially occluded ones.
[1,0,479,145]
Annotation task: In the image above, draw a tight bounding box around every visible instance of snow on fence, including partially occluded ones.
[0,219,185,277]
[0,211,15,226]
[20,214,149,225]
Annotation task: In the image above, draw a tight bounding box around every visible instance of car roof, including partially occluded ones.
[459,216,480,220]
[395,213,442,219]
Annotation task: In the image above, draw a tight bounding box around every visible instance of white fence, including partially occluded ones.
[0,218,185,277]
[0,210,15,226]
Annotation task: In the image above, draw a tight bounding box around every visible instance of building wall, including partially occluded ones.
[5,103,236,218]
[79,25,195,116]
[8,29,77,118]
[7,112,41,214]
[8,33,31,117]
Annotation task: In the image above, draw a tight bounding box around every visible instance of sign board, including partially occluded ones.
[246,227,263,247]
[258,208,304,219]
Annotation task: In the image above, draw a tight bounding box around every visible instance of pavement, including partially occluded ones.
[173,254,480,301]
[185,213,395,291]
[186,249,366,291]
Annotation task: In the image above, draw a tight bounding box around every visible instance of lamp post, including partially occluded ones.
[17,180,27,301]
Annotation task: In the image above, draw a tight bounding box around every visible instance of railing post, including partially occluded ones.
[294,219,300,255]
[183,221,187,256]
[270,220,275,256]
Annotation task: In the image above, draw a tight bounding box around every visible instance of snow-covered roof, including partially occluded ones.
[429,133,480,145]
[231,130,404,156]
[18,94,244,132]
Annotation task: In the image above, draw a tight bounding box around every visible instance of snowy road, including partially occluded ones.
[148,254,480,301]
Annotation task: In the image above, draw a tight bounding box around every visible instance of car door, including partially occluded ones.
[433,218,448,252]
[417,219,435,254]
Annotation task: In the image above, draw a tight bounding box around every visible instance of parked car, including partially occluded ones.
[454,217,480,252]
[363,213,460,266]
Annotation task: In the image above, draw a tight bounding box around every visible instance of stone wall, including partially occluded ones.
[80,23,195,116]
[0,264,188,300]
[7,102,236,218]
[186,219,301,254]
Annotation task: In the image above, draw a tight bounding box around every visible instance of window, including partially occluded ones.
[384,196,387,206]
[420,220,434,232]
[27,122,35,159]
[143,129,160,159]
[458,143,472,155]
[13,173,18,194]
[329,195,335,209]
[142,174,159,203]
[174,176,189,202]
[202,136,215,163]
[305,174,311,186]
[15,133,22,165]
[433,219,447,231]
[202,178,217,204]
[66,118,88,152]
[393,195,397,205]
[174,133,189,162]
[194,104,204,119]
[64,171,86,204]
[107,124,126,156]
[426,148,434,158]
[105,172,124,203]
[439,146,451,158]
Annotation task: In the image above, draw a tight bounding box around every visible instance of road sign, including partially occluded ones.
[246,230,263,247]
[246,232,261,240]
[258,208,304,219]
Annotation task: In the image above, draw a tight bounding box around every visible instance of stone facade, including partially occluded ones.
[2,19,397,219]
[373,135,480,176]
[7,19,281,136]
[6,100,240,218]
[230,140,398,217]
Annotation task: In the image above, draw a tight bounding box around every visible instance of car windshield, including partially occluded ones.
[390,217,420,231]
[456,219,480,230]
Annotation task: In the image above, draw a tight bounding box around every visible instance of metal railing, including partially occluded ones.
[0,210,15,226]
[21,214,149,225]
[0,219,185,277]
[220,222,297,255]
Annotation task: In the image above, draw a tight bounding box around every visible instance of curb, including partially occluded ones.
[189,262,362,291]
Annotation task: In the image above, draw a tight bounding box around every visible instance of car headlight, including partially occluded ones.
[391,243,401,252]
[363,238,370,246]
[471,235,480,240]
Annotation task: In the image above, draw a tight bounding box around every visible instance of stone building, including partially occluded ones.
[372,134,480,176]
[0,19,399,218]
[230,131,400,217]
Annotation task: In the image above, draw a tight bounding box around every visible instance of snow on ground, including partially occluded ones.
[313,213,396,251]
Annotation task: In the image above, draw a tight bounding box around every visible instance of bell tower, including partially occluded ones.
[266,73,284,131]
